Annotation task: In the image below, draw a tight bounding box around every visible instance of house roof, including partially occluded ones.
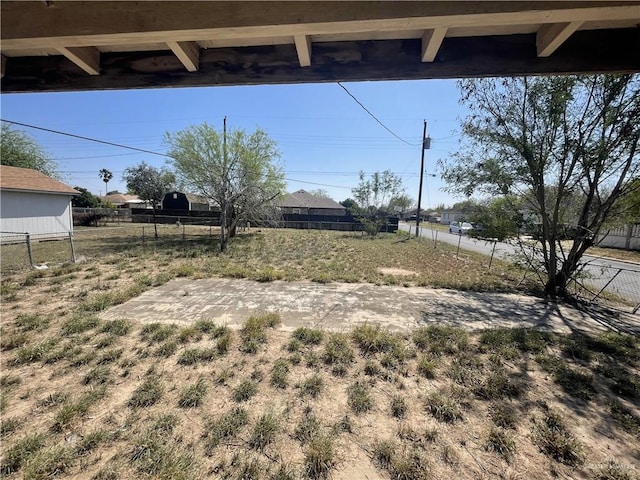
[0,165,79,195]
[279,190,345,210]
[102,193,145,205]
[185,193,209,205]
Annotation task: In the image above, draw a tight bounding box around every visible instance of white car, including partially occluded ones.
[449,221,473,235]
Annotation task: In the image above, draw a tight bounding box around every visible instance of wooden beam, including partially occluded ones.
[537,21,583,56]
[167,41,200,71]
[294,34,312,67]
[1,55,5,79]
[56,46,100,75]
[2,2,638,50]
[421,27,447,62]
[2,29,638,93]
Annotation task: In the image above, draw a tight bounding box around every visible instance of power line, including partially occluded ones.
[1,119,170,158]
[336,82,421,147]
[285,178,352,190]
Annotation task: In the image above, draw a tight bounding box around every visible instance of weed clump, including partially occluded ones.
[413,325,469,355]
[101,319,131,336]
[0,433,46,475]
[347,380,373,414]
[323,333,354,375]
[178,378,208,408]
[304,434,336,479]
[240,313,281,353]
[485,426,516,460]
[293,327,324,345]
[300,374,324,399]
[202,407,249,451]
[233,380,258,402]
[531,411,584,466]
[271,359,290,389]
[249,411,279,450]
[128,376,163,408]
[425,392,463,423]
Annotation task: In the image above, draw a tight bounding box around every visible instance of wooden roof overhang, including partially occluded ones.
[1,1,639,93]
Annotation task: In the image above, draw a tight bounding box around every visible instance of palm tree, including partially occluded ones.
[99,168,113,196]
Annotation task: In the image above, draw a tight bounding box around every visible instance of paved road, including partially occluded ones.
[400,222,640,309]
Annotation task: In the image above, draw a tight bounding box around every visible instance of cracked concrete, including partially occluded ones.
[99,278,639,334]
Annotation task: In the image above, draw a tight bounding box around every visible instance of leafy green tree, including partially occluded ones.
[166,122,285,252]
[612,177,640,224]
[0,124,58,177]
[351,170,404,236]
[468,197,524,241]
[340,198,357,215]
[99,168,113,196]
[442,75,640,296]
[123,162,175,239]
[72,187,103,208]
[387,194,414,218]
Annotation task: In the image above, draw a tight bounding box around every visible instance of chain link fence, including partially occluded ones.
[569,265,640,314]
[1,231,76,271]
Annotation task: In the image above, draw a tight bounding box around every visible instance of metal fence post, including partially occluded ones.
[69,231,77,263]
[142,226,145,243]
[488,241,497,270]
[26,233,34,268]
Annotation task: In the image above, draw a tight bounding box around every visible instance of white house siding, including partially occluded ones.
[0,190,74,237]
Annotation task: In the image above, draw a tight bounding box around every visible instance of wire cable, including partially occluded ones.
[336,82,422,146]
[1,119,170,158]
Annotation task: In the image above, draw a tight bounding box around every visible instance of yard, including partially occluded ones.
[1,227,638,479]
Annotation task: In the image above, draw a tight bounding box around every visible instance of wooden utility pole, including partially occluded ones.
[415,120,428,238]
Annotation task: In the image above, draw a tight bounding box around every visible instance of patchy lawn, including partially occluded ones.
[1,228,637,479]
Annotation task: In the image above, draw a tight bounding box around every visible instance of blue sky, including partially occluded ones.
[1,79,469,209]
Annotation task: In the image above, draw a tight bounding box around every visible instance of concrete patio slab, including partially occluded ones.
[99,278,639,334]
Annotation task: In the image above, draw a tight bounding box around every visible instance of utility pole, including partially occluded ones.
[415,120,431,237]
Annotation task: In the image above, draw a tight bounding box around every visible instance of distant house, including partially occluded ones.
[102,193,149,209]
[0,165,79,237]
[279,190,346,216]
[440,210,465,225]
[162,191,210,211]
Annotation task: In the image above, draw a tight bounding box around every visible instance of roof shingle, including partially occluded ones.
[279,190,345,210]
[0,165,78,195]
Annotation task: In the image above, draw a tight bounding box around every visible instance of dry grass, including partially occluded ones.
[1,228,638,479]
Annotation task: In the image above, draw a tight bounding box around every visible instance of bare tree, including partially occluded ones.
[442,75,639,296]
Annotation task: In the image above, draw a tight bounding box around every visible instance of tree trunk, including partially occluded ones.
[152,208,158,239]
[220,204,228,252]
